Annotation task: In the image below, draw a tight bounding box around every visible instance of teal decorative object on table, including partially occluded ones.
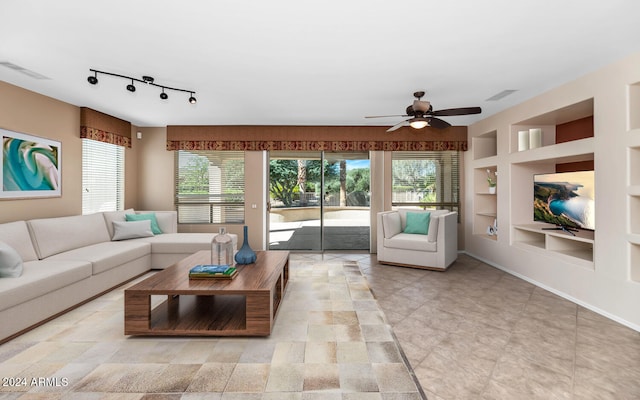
[235,225,257,264]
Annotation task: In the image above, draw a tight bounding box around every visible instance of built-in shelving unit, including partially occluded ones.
[508,98,595,266]
[513,224,594,269]
[471,129,499,241]
[473,166,497,240]
[628,81,640,281]
[473,130,497,160]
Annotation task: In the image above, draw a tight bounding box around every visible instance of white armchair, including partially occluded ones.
[376,209,458,271]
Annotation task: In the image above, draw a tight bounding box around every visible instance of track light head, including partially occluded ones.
[87,72,98,85]
[126,80,136,92]
[160,90,168,100]
[188,93,197,104]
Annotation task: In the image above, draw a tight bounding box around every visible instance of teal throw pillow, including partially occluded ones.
[126,213,162,235]
[404,212,431,235]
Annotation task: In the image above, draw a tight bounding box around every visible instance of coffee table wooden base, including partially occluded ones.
[124,250,289,337]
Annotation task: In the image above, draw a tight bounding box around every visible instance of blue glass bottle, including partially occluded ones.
[234,225,257,264]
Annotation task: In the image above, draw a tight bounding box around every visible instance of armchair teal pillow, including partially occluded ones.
[404,212,431,235]
[125,213,162,234]
[0,241,23,278]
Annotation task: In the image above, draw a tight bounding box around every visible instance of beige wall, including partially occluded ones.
[0,81,140,223]
[464,51,640,330]
[0,81,81,223]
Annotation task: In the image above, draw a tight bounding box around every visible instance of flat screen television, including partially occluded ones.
[533,170,595,231]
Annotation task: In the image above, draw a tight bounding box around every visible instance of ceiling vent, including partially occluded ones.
[0,61,50,79]
[485,89,517,101]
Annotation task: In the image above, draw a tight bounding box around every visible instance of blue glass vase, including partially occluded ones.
[234,225,257,264]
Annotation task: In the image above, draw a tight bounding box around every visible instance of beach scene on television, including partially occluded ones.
[533,170,595,230]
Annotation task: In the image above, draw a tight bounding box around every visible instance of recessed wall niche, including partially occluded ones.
[629,81,640,131]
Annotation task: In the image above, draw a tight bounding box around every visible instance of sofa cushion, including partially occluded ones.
[0,259,92,311]
[404,212,431,235]
[47,241,151,275]
[126,213,162,234]
[28,213,111,259]
[0,241,23,278]
[382,213,402,239]
[112,220,154,241]
[102,208,135,239]
[0,221,39,262]
[384,233,437,252]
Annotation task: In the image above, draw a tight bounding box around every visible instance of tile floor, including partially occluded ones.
[350,252,640,400]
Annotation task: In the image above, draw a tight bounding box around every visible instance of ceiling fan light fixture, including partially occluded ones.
[160,88,168,100]
[409,118,429,129]
[188,93,197,104]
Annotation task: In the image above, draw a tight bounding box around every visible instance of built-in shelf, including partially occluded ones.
[629,81,640,131]
[630,146,640,186]
[512,224,594,269]
[631,196,640,235]
[510,137,594,165]
[473,130,497,160]
[473,166,498,239]
[510,98,594,154]
[630,242,640,282]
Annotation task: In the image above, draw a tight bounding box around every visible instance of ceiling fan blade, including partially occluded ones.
[387,120,409,132]
[365,114,408,119]
[428,117,451,129]
[431,107,482,116]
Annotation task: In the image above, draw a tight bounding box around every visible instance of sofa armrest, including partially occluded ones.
[436,211,458,267]
[376,211,397,255]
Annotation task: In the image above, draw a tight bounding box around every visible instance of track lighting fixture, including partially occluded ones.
[126,79,136,92]
[87,69,196,104]
[87,71,98,85]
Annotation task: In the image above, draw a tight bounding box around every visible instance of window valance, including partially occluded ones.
[80,107,132,148]
[166,125,467,152]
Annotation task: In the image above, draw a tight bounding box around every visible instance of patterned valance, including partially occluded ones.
[80,107,132,148]
[167,125,468,152]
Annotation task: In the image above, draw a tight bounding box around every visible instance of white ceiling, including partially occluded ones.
[1,0,640,128]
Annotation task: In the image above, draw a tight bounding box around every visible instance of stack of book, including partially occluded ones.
[188,264,238,280]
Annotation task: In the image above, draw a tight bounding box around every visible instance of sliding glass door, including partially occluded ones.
[268,151,370,251]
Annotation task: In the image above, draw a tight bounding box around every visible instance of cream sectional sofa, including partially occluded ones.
[0,210,237,343]
[377,209,458,271]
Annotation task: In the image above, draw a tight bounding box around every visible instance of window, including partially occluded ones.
[175,151,245,224]
[391,151,460,215]
[82,139,124,214]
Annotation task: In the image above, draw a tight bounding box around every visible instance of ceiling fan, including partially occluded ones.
[365,91,482,132]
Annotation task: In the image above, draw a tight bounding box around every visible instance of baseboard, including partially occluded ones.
[460,250,640,333]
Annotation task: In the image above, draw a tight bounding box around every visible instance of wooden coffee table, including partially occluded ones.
[124,250,289,336]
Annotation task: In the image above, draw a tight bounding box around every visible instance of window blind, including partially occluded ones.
[175,151,245,224]
[391,151,460,216]
[82,139,124,214]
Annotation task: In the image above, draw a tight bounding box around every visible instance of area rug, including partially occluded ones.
[0,259,426,399]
